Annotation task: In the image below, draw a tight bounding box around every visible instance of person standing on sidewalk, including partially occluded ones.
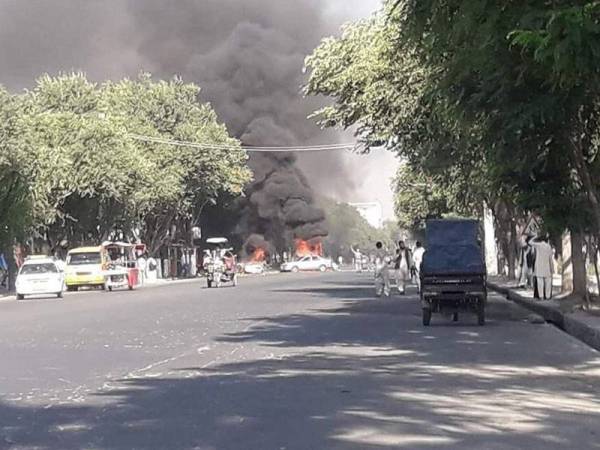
[532,235,554,300]
[518,235,535,288]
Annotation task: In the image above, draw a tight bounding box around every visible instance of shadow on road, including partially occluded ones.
[2,277,600,449]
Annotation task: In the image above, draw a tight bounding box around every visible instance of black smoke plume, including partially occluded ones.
[0,0,374,251]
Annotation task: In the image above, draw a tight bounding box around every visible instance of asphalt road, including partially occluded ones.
[1,272,600,449]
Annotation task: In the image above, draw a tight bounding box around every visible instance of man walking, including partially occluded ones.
[412,241,425,293]
[374,241,391,297]
[394,240,413,295]
[532,235,554,300]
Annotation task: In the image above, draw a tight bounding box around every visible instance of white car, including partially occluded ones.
[16,256,65,300]
[281,255,334,273]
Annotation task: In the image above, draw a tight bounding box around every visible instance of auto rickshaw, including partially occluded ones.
[204,237,238,288]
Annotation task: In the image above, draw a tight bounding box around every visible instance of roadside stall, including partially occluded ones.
[102,242,140,291]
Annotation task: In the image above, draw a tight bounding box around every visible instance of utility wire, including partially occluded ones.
[128,133,359,152]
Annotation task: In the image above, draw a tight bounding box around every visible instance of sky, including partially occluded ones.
[0,0,397,221]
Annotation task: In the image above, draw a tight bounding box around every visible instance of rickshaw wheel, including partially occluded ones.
[422,308,432,326]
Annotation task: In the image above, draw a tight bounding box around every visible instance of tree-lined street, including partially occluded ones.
[1,273,599,449]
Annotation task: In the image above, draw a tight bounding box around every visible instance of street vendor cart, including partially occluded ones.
[102,242,140,291]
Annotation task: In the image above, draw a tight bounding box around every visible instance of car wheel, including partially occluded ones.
[16,294,24,300]
[319,265,327,272]
[57,291,63,299]
[291,266,299,273]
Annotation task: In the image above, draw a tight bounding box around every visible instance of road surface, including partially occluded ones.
[1,272,599,449]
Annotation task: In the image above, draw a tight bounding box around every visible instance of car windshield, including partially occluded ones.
[67,252,102,265]
[20,263,57,275]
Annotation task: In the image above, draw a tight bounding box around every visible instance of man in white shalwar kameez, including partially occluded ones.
[532,236,554,300]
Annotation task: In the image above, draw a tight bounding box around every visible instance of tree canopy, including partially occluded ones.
[1,73,251,255]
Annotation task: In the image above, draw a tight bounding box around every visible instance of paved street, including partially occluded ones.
[1,272,600,449]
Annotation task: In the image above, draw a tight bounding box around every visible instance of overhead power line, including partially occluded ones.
[128,134,359,152]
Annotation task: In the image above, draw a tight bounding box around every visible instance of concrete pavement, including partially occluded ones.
[1,272,600,449]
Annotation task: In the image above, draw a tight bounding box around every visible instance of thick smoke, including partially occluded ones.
[0,0,382,250]
[124,0,339,252]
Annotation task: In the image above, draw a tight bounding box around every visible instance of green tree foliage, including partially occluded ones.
[1,73,251,255]
[0,88,30,250]
[318,197,393,258]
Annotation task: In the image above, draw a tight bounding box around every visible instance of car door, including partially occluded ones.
[308,256,321,270]
[297,256,311,270]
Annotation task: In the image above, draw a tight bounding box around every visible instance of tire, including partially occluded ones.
[422,308,432,326]
[57,291,63,299]
[453,312,459,322]
[477,301,485,326]
[319,265,327,272]
[66,285,77,292]
[291,266,299,273]
[16,294,24,300]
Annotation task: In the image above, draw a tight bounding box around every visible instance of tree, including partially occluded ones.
[318,197,391,258]
[10,73,251,256]
[306,1,600,289]
[101,74,251,254]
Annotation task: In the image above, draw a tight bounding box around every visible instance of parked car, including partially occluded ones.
[16,256,64,300]
[281,255,333,273]
[64,246,108,291]
[242,261,266,274]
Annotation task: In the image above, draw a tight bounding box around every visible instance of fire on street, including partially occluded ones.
[0,272,599,449]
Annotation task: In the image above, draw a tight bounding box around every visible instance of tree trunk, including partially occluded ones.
[570,136,600,239]
[571,230,588,297]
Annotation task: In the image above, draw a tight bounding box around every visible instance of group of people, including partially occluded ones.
[372,240,425,297]
[518,234,555,300]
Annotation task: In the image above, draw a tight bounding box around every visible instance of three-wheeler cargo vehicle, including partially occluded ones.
[420,219,487,326]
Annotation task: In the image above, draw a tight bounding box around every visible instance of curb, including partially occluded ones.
[488,281,600,352]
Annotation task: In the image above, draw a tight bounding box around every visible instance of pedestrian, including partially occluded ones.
[394,240,413,295]
[137,253,147,285]
[532,235,554,300]
[412,241,425,293]
[351,246,362,273]
[0,253,8,288]
[518,235,535,288]
[374,241,391,297]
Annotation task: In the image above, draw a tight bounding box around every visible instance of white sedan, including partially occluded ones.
[16,257,64,300]
[281,255,334,273]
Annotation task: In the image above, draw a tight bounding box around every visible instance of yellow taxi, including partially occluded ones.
[64,246,108,291]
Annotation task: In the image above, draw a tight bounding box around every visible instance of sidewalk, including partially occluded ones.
[488,276,600,351]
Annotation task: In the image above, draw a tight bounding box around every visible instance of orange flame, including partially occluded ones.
[250,247,267,262]
[295,239,323,257]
